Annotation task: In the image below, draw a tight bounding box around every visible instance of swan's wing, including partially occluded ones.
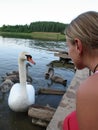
[26,84,35,104]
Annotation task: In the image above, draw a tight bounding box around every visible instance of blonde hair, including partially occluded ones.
[65,11,98,49]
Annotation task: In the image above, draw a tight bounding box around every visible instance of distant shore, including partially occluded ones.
[0,32,66,41]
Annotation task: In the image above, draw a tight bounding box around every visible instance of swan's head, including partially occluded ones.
[19,52,36,64]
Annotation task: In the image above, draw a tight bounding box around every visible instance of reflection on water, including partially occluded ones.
[0,36,74,130]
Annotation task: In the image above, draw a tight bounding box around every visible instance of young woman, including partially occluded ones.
[63,11,98,130]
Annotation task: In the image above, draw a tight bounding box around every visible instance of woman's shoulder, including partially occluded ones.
[79,73,98,90]
[76,73,98,101]
[76,73,98,130]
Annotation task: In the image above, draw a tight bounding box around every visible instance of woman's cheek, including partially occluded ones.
[68,49,72,58]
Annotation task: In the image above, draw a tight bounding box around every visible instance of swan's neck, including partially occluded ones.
[18,59,26,87]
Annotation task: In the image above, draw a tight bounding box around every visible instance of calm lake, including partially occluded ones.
[0,36,74,130]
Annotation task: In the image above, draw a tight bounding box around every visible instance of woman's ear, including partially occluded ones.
[74,38,83,55]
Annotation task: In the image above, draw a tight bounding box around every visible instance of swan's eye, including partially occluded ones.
[25,54,35,64]
[25,55,32,59]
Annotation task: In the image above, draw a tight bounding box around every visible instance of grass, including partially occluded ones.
[0,32,66,41]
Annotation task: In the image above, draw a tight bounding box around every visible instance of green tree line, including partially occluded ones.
[0,21,68,33]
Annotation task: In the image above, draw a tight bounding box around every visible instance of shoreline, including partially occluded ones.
[0,32,66,41]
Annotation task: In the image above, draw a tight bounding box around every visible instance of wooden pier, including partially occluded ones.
[54,51,71,62]
[46,68,91,130]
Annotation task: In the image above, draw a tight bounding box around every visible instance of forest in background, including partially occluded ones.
[0,21,68,34]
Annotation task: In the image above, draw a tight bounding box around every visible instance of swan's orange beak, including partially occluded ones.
[27,57,36,65]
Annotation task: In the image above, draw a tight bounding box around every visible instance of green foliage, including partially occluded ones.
[0,21,68,33]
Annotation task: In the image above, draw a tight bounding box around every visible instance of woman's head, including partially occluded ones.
[65,11,98,50]
[65,11,98,69]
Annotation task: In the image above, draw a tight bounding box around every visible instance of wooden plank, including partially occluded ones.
[54,52,70,59]
[48,49,68,53]
[28,105,55,121]
[38,88,66,95]
[32,118,49,127]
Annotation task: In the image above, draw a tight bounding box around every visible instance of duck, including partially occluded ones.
[0,79,14,93]
[8,52,36,112]
[0,63,33,93]
[45,64,67,86]
[1,62,32,84]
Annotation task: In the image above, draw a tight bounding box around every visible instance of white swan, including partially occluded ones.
[8,52,36,112]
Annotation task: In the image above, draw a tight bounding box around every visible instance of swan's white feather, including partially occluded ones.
[8,52,35,112]
[8,83,35,112]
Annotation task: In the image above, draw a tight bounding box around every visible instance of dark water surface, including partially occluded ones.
[0,36,74,130]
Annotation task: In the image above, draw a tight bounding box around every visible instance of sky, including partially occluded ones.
[0,0,98,27]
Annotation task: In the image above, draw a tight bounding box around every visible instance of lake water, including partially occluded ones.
[0,36,74,130]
